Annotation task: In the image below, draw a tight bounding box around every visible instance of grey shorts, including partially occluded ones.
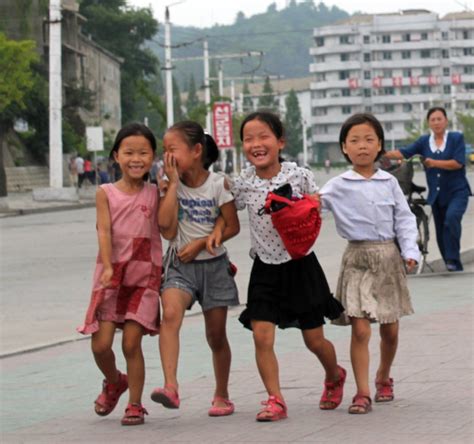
[162,253,239,312]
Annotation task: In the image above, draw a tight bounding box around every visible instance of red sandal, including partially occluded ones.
[375,378,394,402]
[256,396,288,422]
[319,365,346,410]
[150,384,180,409]
[348,394,372,414]
[94,371,128,416]
[208,396,235,417]
[121,403,148,426]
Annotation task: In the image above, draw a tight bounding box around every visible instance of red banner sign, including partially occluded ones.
[451,73,462,85]
[392,77,403,87]
[428,75,438,86]
[348,78,359,89]
[372,77,382,88]
[212,102,234,149]
[410,76,420,86]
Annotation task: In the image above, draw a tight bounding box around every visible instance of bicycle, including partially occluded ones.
[381,157,431,275]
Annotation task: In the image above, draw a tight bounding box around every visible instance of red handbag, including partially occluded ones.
[261,189,322,260]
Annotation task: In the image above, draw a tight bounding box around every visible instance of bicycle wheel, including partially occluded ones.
[412,207,429,275]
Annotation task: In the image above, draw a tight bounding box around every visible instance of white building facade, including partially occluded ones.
[309,10,474,161]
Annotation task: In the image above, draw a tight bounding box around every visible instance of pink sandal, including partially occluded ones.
[121,403,148,426]
[256,395,288,422]
[375,378,394,402]
[319,365,347,410]
[348,394,372,414]
[208,396,235,417]
[94,371,128,416]
[150,384,180,409]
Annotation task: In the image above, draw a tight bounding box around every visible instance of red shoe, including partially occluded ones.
[94,371,128,416]
[375,378,394,402]
[256,396,288,422]
[348,394,372,414]
[121,403,148,426]
[150,384,180,409]
[208,396,235,417]
[319,365,346,410]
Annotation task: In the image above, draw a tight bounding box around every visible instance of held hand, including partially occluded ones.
[405,259,417,273]
[206,229,223,256]
[177,239,205,263]
[163,152,180,185]
[308,193,321,211]
[99,266,114,288]
[158,179,169,195]
[423,158,436,169]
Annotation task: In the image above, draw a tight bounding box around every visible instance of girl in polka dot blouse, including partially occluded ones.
[230,111,346,422]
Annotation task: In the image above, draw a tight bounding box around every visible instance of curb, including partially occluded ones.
[0,201,95,218]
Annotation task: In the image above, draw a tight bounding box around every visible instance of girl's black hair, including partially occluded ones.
[239,110,286,162]
[339,113,386,163]
[110,122,157,159]
[426,106,447,120]
[168,120,218,170]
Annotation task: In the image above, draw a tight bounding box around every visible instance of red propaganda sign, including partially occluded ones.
[372,77,382,88]
[451,73,462,85]
[410,76,420,86]
[348,78,359,89]
[428,75,438,86]
[212,102,233,149]
[392,77,403,87]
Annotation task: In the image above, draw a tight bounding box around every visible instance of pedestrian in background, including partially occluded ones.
[75,154,85,188]
[68,155,78,187]
[150,121,240,417]
[324,158,331,174]
[320,113,419,414]
[229,111,346,422]
[77,123,162,426]
[385,106,471,271]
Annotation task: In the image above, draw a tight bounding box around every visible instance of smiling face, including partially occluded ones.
[163,130,202,175]
[114,135,154,180]
[241,119,285,178]
[428,110,448,136]
[342,123,382,173]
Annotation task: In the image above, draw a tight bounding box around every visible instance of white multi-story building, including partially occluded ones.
[309,10,474,161]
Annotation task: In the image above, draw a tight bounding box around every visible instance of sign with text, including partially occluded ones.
[86,126,104,152]
[212,102,233,149]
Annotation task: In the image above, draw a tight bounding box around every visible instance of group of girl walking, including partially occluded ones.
[78,109,425,425]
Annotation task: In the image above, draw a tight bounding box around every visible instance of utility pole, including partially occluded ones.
[203,39,211,132]
[49,0,62,188]
[302,119,308,166]
[164,7,174,127]
[451,85,458,130]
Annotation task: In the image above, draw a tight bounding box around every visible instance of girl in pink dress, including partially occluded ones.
[78,123,162,426]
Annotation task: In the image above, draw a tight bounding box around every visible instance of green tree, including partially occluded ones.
[283,89,303,159]
[209,60,219,99]
[172,76,184,123]
[242,81,253,112]
[457,111,474,144]
[79,0,159,123]
[259,76,277,110]
[186,74,200,114]
[0,33,38,197]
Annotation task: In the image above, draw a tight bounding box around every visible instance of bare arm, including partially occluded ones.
[96,188,113,287]
[423,158,463,170]
[157,152,179,240]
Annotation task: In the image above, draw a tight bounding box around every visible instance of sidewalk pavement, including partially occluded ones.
[1,271,472,443]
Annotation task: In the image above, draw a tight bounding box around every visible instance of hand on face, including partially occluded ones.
[163,151,180,184]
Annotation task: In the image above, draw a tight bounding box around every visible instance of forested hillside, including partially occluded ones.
[149,1,349,90]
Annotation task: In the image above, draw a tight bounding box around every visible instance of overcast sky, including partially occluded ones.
[128,0,471,28]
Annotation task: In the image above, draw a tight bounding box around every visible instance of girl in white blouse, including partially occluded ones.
[231,111,346,422]
[320,113,419,415]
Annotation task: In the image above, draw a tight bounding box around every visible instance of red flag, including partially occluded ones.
[212,102,234,149]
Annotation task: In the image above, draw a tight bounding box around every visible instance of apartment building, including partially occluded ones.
[309,10,474,161]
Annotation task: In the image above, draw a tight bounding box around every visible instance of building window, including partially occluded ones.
[442,49,449,59]
[316,73,326,81]
[444,85,451,94]
[383,51,392,60]
[342,88,351,97]
[363,35,370,43]
[339,71,350,80]
[315,55,325,63]
[383,87,395,95]
[463,31,469,40]
[364,88,371,97]
[401,51,411,59]
[463,48,474,56]
[421,32,428,40]
[364,53,371,62]
[384,104,395,112]
[382,35,391,43]
[365,106,372,112]
[342,106,352,114]
[403,103,412,112]
[405,122,414,131]
[364,70,371,79]
[421,50,431,58]
[383,70,392,79]
[341,53,349,61]
[443,67,450,76]
[421,85,432,93]
[385,122,393,131]
[422,67,431,76]
[316,37,324,47]
[403,68,412,77]
[340,35,350,44]
[442,32,449,40]
[464,66,474,74]
[402,33,411,42]
[401,86,411,95]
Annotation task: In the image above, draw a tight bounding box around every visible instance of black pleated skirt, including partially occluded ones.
[239,252,344,330]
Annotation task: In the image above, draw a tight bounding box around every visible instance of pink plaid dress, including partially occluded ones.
[77,182,162,335]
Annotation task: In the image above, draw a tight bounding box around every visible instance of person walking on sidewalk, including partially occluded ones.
[77,123,162,426]
[229,111,346,422]
[320,113,419,414]
[150,121,240,417]
[384,106,471,272]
